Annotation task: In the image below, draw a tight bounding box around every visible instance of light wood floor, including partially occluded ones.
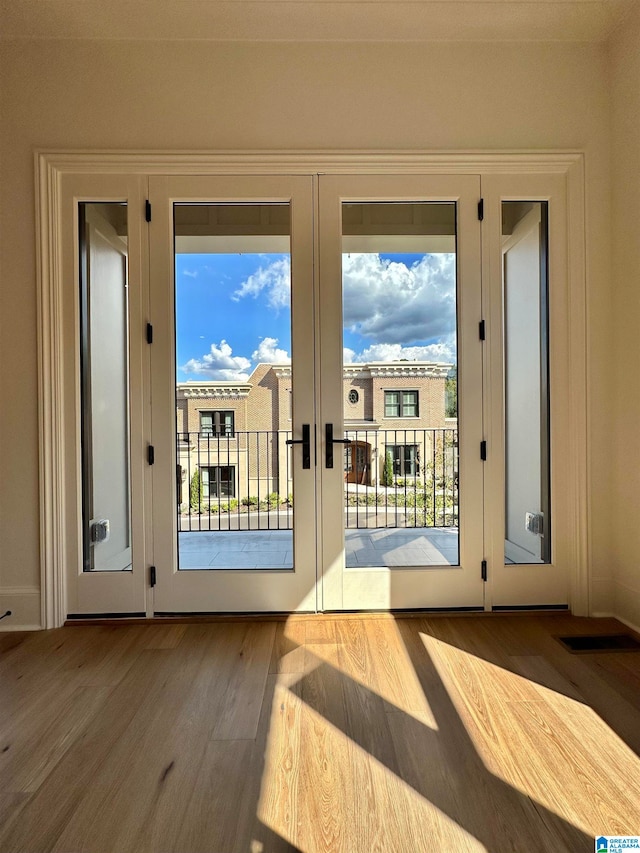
[1,614,639,852]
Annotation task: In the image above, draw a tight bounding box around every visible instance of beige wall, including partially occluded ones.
[610,5,640,628]
[0,38,614,624]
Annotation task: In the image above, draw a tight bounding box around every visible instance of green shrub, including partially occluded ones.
[190,470,203,512]
[381,452,394,487]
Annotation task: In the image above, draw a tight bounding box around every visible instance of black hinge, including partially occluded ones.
[145,200,152,222]
[479,320,486,341]
[481,560,488,581]
[148,445,155,465]
[480,440,487,461]
[477,198,484,221]
[149,565,157,587]
[146,322,153,344]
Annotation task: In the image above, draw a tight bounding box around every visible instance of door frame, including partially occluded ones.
[36,150,587,628]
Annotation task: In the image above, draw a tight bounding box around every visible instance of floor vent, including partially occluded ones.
[557,634,640,653]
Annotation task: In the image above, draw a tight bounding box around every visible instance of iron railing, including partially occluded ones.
[177,427,458,532]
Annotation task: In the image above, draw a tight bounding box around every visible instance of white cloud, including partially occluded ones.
[232,257,290,311]
[252,337,290,364]
[342,253,456,346]
[182,269,198,278]
[180,340,251,381]
[347,340,456,365]
[343,347,357,364]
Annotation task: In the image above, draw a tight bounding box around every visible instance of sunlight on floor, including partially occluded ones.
[249,616,640,850]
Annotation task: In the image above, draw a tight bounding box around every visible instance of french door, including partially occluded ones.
[147,173,485,613]
[61,163,573,617]
[149,175,318,612]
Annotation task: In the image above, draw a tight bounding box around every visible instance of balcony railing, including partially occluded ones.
[177,427,458,532]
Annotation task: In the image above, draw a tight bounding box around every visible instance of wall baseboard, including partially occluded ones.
[0,587,42,631]
[612,580,640,638]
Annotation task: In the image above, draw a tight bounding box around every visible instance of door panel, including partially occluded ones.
[482,174,569,608]
[318,175,485,611]
[63,175,148,616]
[149,176,317,613]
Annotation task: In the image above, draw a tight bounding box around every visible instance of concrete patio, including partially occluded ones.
[178,526,459,569]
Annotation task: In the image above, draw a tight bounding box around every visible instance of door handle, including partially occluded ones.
[325,423,351,469]
[286,423,311,469]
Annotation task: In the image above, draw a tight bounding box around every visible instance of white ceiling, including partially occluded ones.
[0,0,636,42]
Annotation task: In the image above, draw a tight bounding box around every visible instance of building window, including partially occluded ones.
[201,465,235,498]
[384,390,418,418]
[348,389,359,404]
[200,410,234,437]
[386,444,420,477]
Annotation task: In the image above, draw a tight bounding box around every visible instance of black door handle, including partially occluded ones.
[286,424,311,469]
[325,423,351,469]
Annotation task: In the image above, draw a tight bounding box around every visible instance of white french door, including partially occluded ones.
[58,160,576,618]
[317,175,485,610]
[147,173,485,613]
[149,175,319,613]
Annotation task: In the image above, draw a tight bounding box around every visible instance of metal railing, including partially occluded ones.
[177,427,458,532]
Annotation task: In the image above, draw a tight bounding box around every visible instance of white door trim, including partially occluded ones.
[36,150,586,627]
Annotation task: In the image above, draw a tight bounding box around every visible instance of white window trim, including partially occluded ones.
[35,149,587,627]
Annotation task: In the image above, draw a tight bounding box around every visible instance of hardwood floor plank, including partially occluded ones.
[365,617,437,724]
[248,673,305,853]
[211,621,277,740]
[297,647,353,853]
[140,623,188,650]
[141,739,255,853]
[1,686,110,793]
[269,620,306,674]
[303,618,336,644]
[0,793,31,833]
[508,654,586,703]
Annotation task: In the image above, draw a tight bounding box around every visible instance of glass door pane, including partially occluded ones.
[502,202,550,564]
[340,201,460,569]
[79,202,132,573]
[174,202,294,571]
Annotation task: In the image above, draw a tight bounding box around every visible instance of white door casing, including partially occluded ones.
[36,153,587,626]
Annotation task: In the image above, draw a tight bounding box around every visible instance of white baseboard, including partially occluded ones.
[0,587,42,631]
[590,577,614,614]
[612,579,640,637]
[612,613,640,637]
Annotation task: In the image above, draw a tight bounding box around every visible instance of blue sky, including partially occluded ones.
[176,251,457,381]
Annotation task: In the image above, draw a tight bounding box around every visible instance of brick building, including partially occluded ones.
[176,361,453,506]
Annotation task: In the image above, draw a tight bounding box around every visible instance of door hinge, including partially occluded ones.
[145,200,152,222]
[148,444,155,465]
[146,322,153,344]
[481,559,488,581]
[480,440,487,461]
[477,198,484,221]
[149,565,157,587]
[479,320,486,341]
